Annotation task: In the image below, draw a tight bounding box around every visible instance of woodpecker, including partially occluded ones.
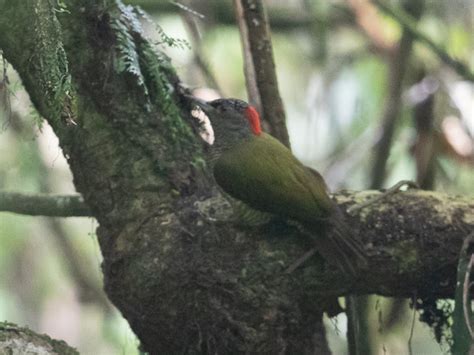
[188,96,366,275]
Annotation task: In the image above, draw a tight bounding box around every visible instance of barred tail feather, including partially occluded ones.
[330,219,367,275]
[310,211,367,276]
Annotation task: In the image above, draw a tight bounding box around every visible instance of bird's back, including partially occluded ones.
[213,133,334,224]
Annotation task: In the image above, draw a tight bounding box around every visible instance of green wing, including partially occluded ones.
[213,133,334,223]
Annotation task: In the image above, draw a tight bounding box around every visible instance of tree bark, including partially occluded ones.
[0,1,473,353]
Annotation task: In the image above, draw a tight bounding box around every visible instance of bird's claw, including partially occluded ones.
[347,180,419,215]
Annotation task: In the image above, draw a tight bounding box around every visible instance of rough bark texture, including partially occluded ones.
[0,1,473,354]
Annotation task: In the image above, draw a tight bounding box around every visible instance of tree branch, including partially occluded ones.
[233,0,261,112]
[5,109,113,311]
[370,0,424,189]
[238,0,290,147]
[125,0,354,32]
[0,192,90,217]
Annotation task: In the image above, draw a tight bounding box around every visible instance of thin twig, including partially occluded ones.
[178,0,222,92]
[0,191,91,217]
[126,1,351,32]
[169,1,205,19]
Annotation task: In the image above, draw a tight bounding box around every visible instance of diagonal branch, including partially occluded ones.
[347,0,395,55]
[372,0,474,82]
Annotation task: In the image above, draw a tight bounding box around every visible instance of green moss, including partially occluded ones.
[392,240,418,273]
[111,2,195,153]
[30,1,72,126]
[139,40,194,150]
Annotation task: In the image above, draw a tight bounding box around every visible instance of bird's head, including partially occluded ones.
[187,96,262,146]
[205,98,262,137]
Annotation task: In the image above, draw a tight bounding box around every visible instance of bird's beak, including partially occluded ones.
[184,95,215,116]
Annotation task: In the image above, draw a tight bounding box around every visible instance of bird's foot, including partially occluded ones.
[347,180,419,216]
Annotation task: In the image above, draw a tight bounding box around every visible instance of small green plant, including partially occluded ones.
[111,8,149,97]
[133,6,190,51]
[111,2,194,149]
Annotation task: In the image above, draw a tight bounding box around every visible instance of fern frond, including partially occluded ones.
[111,16,149,99]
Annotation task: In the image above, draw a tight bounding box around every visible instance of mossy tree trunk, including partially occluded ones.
[0,1,472,353]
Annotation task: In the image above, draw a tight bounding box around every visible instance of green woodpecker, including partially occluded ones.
[188,96,366,275]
